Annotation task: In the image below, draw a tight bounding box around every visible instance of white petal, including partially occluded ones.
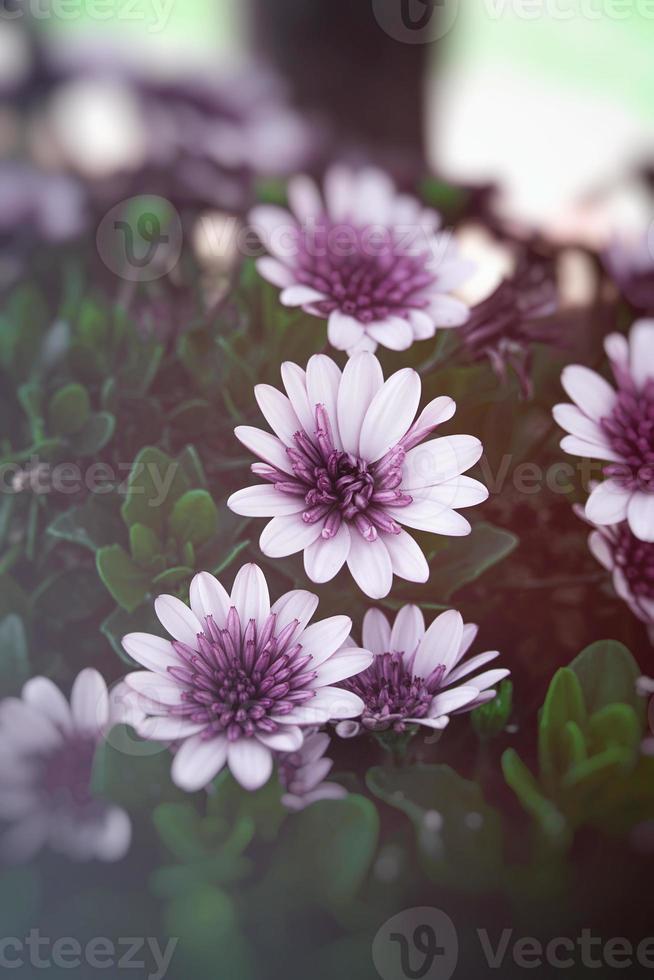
[382,530,429,583]
[122,633,179,675]
[604,331,629,374]
[446,651,500,684]
[409,310,437,340]
[392,499,471,536]
[71,668,109,733]
[552,403,607,446]
[412,475,488,509]
[585,480,631,526]
[359,368,421,462]
[260,515,323,558]
[281,361,315,434]
[230,563,270,628]
[22,677,72,732]
[234,425,293,474]
[561,365,616,422]
[189,571,232,628]
[425,294,469,327]
[228,485,305,518]
[138,716,205,741]
[328,311,364,351]
[630,319,654,389]
[288,174,323,222]
[249,204,296,260]
[413,610,464,678]
[560,435,621,462]
[362,608,391,655]
[304,523,351,583]
[93,806,132,862]
[172,735,228,792]
[346,532,393,599]
[256,727,304,752]
[366,317,414,352]
[299,616,353,668]
[430,686,480,717]
[403,435,483,489]
[628,492,654,543]
[352,167,395,224]
[271,589,319,636]
[227,739,273,791]
[324,164,355,221]
[459,623,479,660]
[409,396,457,439]
[410,715,450,731]
[337,351,384,455]
[588,530,615,571]
[281,285,327,306]
[466,668,510,693]
[335,720,362,738]
[306,354,342,449]
[309,686,366,720]
[0,699,62,752]
[255,384,302,445]
[155,595,202,647]
[390,605,425,657]
[124,672,184,706]
[256,255,294,288]
[313,648,373,686]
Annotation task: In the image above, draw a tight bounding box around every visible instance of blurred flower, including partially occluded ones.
[0,163,87,242]
[458,252,559,396]
[122,565,371,793]
[604,232,654,314]
[576,502,654,642]
[336,605,509,737]
[251,166,472,355]
[228,352,487,599]
[554,320,654,543]
[278,731,346,811]
[0,670,131,864]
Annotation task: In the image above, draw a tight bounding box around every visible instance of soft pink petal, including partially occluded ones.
[588,530,615,571]
[403,435,483,489]
[306,355,343,449]
[230,563,270,629]
[138,716,205,741]
[71,668,109,733]
[122,633,179,675]
[255,384,302,445]
[313,648,373,686]
[299,616,353,668]
[585,480,631,526]
[413,610,464,678]
[362,608,391,655]
[382,529,429,583]
[189,571,232,628]
[259,515,323,558]
[346,532,393,599]
[92,806,132,862]
[228,485,305,518]
[560,435,622,461]
[390,605,425,658]
[628,491,654,543]
[228,739,273,791]
[154,595,202,647]
[445,651,501,685]
[281,285,327,307]
[304,522,351,583]
[328,311,365,351]
[412,475,488,509]
[391,499,471,536]
[171,735,228,792]
[124,672,184,706]
[561,365,616,422]
[234,425,293,474]
[630,319,654,389]
[22,677,72,732]
[337,352,384,456]
[281,361,315,434]
[430,686,480,717]
[366,317,414,351]
[359,368,421,463]
[288,174,323,222]
[425,294,469,327]
[256,256,295,288]
[271,589,319,636]
[256,726,304,752]
[552,403,607,446]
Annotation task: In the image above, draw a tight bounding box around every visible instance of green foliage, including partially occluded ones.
[0,614,29,696]
[472,679,513,739]
[502,641,648,849]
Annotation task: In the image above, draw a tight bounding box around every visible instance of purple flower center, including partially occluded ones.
[342,651,445,733]
[167,608,317,741]
[292,216,436,323]
[601,382,654,492]
[615,524,654,601]
[259,406,412,542]
[41,736,97,809]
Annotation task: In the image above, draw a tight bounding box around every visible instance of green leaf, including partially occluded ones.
[48,383,90,436]
[151,566,193,589]
[425,522,518,600]
[269,795,379,908]
[170,489,218,547]
[129,522,161,566]
[472,679,513,739]
[121,446,190,534]
[0,614,29,696]
[97,544,151,612]
[67,411,115,456]
[154,803,208,862]
[588,704,641,758]
[367,764,502,891]
[539,669,587,785]
[502,749,569,846]
[91,724,179,808]
[163,886,255,979]
[569,640,645,721]
[47,493,124,553]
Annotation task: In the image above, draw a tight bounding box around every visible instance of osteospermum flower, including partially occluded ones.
[604,232,654,314]
[0,670,131,864]
[278,731,346,811]
[250,165,473,355]
[575,502,654,641]
[553,320,654,542]
[228,352,487,599]
[122,564,372,793]
[335,605,509,737]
